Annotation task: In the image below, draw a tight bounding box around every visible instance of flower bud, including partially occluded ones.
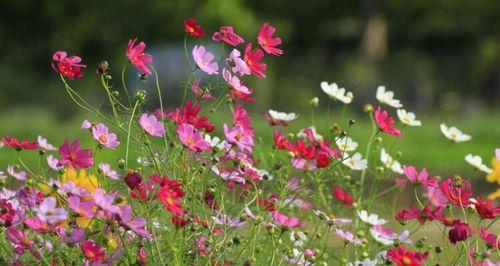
[117,158,126,169]
[135,90,147,103]
[435,246,442,253]
[97,60,109,74]
[112,90,120,97]
[453,175,462,187]
[348,119,356,126]
[310,97,319,107]
[363,103,373,113]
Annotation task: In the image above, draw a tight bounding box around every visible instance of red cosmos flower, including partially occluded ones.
[184,18,205,37]
[258,22,283,56]
[395,205,444,224]
[212,26,245,46]
[2,137,39,151]
[387,245,428,266]
[152,175,185,198]
[166,100,215,132]
[479,227,499,248]
[81,240,106,262]
[474,195,500,220]
[126,38,153,75]
[448,220,474,244]
[172,216,188,228]
[332,187,354,206]
[440,177,472,206]
[374,106,401,137]
[244,43,267,78]
[158,188,184,216]
[258,194,279,212]
[58,140,93,169]
[51,51,86,79]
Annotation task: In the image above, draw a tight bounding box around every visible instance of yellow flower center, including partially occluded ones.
[99,135,107,143]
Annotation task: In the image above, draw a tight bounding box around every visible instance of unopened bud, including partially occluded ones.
[363,103,373,113]
[310,97,319,107]
[135,90,147,103]
[348,119,356,126]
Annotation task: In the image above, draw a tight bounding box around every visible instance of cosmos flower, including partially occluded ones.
[342,153,368,171]
[82,240,106,262]
[226,49,251,76]
[177,123,211,151]
[211,214,247,228]
[376,86,402,108]
[37,197,68,224]
[244,43,267,78]
[374,107,401,137]
[2,137,39,151]
[321,81,353,104]
[272,211,303,228]
[92,123,120,149]
[264,110,298,126]
[402,165,438,187]
[357,210,388,225]
[126,38,153,75]
[99,163,120,180]
[448,220,474,244]
[223,124,254,153]
[51,51,85,79]
[486,156,500,184]
[7,165,27,181]
[397,109,421,126]
[37,135,57,151]
[257,22,283,55]
[212,26,245,46]
[381,148,404,174]
[336,137,358,152]
[192,45,219,75]
[190,79,215,100]
[140,113,165,137]
[440,124,471,142]
[387,245,428,266]
[336,228,363,245]
[465,154,492,174]
[58,140,93,169]
[184,18,205,37]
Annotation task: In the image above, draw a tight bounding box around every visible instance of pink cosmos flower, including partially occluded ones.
[92,123,120,149]
[6,227,33,255]
[226,49,251,76]
[291,158,317,171]
[99,163,120,180]
[126,38,153,75]
[177,123,211,151]
[37,197,68,224]
[81,119,92,129]
[426,186,449,207]
[192,45,219,75]
[222,68,252,95]
[68,196,95,218]
[190,79,215,100]
[272,211,303,228]
[479,227,499,248]
[258,22,283,56]
[374,106,401,137]
[57,227,85,244]
[336,228,362,245]
[212,26,245,46]
[440,177,472,206]
[140,113,165,137]
[58,140,93,169]
[370,225,412,246]
[211,214,247,227]
[37,135,57,151]
[119,205,152,239]
[244,43,267,78]
[51,51,85,79]
[7,165,27,181]
[496,148,500,161]
[403,165,437,187]
[223,124,254,153]
[93,188,120,215]
[46,155,62,171]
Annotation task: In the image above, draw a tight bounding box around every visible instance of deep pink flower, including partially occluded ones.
[58,140,93,169]
[479,227,499,248]
[192,45,219,75]
[2,137,39,151]
[258,22,283,56]
[272,211,303,228]
[191,79,215,100]
[177,123,211,151]
[474,195,500,220]
[92,123,120,149]
[223,124,254,153]
[184,18,205,37]
[387,245,428,266]
[395,205,444,224]
[140,113,165,137]
[82,240,106,262]
[166,100,215,132]
[126,38,153,75]
[448,220,474,244]
[212,26,245,46]
[6,227,33,255]
[403,165,437,187]
[440,177,472,206]
[332,187,354,206]
[51,51,85,79]
[374,106,401,137]
[244,43,267,78]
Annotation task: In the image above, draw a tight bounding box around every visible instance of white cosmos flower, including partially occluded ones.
[343,153,368,171]
[347,258,379,266]
[396,109,421,126]
[440,124,471,142]
[320,81,353,104]
[268,110,298,122]
[290,231,308,247]
[380,148,404,174]
[465,154,492,174]
[336,137,358,152]
[376,86,402,108]
[297,127,323,141]
[357,210,388,225]
[204,135,227,150]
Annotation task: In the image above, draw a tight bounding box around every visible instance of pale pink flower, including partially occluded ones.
[496,148,500,161]
[99,163,120,180]
[336,228,362,245]
[92,123,120,149]
[93,188,120,214]
[212,26,245,46]
[126,38,153,75]
[426,186,449,207]
[37,135,57,151]
[222,68,251,94]
[119,205,152,239]
[47,155,63,171]
[211,214,247,227]
[191,79,215,100]
[140,113,165,137]
[7,165,27,180]
[81,120,92,129]
[192,45,219,75]
[68,196,95,218]
[37,197,68,223]
[226,49,250,76]
[177,123,211,151]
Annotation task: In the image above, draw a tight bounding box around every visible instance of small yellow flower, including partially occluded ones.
[486,158,500,185]
[488,188,500,200]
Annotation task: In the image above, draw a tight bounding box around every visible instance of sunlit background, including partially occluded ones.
[0,1,499,183]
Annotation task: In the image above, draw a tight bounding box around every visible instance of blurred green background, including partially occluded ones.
[0,0,499,178]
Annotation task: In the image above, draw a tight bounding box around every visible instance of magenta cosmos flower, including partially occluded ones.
[272,211,303,228]
[258,22,283,56]
[58,140,93,169]
[244,43,267,78]
[403,165,437,187]
[140,113,165,137]
[92,123,120,149]
[126,38,153,75]
[212,26,245,46]
[223,124,254,153]
[192,45,219,75]
[177,123,211,151]
[37,197,68,224]
[374,106,401,137]
[51,51,86,79]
